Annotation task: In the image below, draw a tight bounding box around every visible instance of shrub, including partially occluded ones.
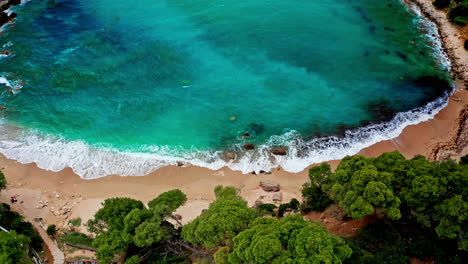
[433,0,451,9]
[46,224,57,237]
[301,183,332,213]
[257,203,277,216]
[68,218,81,227]
[448,1,468,25]
[60,231,94,247]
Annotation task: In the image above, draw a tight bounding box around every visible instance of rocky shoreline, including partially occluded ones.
[0,0,21,27]
[406,0,468,86]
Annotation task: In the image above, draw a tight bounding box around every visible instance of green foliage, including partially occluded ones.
[461,154,468,165]
[309,163,332,187]
[93,230,128,264]
[0,231,30,264]
[89,198,144,231]
[182,186,255,249]
[214,185,238,200]
[449,1,468,25]
[124,255,140,264]
[0,203,42,250]
[289,198,300,210]
[346,220,408,264]
[148,189,187,215]
[89,190,187,263]
[323,154,401,220]
[257,203,277,216]
[59,232,94,247]
[227,215,352,264]
[301,183,332,213]
[433,0,451,9]
[46,224,57,237]
[214,246,231,264]
[68,218,81,227]
[301,163,334,213]
[317,151,468,251]
[0,170,6,192]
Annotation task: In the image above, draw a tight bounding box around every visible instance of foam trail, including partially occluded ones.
[0,91,451,179]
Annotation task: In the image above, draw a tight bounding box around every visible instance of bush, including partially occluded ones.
[301,183,332,213]
[433,0,451,9]
[289,198,300,210]
[460,154,468,165]
[0,170,6,191]
[46,224,57,237]
[257,203,277,216]
[68,218,81,227]
[59,231,94,247]
[448,1,468,25]
[0,203,43,249]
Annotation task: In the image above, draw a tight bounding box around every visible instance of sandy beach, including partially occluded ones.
[0,0,467,261]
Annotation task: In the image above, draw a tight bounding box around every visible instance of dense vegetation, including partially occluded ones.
[0,170,43,264]
[433,0,468,25]
[85,151,467,263]
[3,151,465,263]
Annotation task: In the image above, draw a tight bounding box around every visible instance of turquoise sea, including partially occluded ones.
[0,0,451,178]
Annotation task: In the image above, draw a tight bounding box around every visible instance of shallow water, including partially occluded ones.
[0,0,451,178]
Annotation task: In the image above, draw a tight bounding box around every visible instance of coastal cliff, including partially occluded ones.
[406,0,468,85]
[0,0,21,27]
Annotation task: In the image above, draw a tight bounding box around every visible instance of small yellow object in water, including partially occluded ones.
[230,116,236,121]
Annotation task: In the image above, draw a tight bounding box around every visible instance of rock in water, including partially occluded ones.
[226,152,236,160]
[244,143,255,150]
[260,180,280,192]
[271,147,287,156]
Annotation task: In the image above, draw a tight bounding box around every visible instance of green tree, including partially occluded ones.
[226,215,352,264]
[0,169,6,192]
[148,189,187,214]
[182,186,254,249]
[323,155,401,220]
[89,190,187,263]
[301,163,333,213]
[46,224,57,237]
[88,198,144,232]
[0,231,30,264]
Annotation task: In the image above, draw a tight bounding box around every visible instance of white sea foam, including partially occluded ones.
[0,0,455,179]
[0,91,451,179]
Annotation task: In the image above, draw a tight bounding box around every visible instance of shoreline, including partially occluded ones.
[0,0,461,179]
[0,0,467,260]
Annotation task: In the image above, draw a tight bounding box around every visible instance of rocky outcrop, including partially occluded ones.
[430,106,468,161]
[271,147,287,156]
[272,192,283,202]
[244,143,255,150]
[0,0,21,27]
[225,152,236,160]
[260,180,280,192]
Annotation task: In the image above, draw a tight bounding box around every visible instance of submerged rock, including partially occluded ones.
[225,152,236,160]
[271,147,287,156]
[244,143,255,150]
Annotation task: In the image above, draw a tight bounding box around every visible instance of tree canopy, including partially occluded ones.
[88,190,187,263]
[223,215,352,264]
[322,154,402,220]
[316,151,468,251]
[0,231,30,264]
[182,186,255,249]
